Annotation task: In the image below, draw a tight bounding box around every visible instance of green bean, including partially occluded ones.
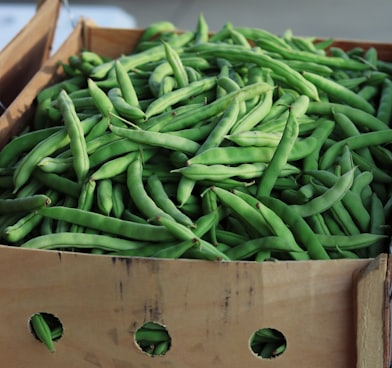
[259,196,330,259]
[215,229,248,246]
[262,91,297,123]
[283,59,333,76]
[168,119,216,141]
[368,192,388,257]
[329,198,361,236]
[21,232,149,252]
[161,81,273,133]
[30,313,55,352]
[230,71,275,133]
[148,61,176,97]
[90,151,140,181]
[196,98,240,152]
[233,189,304,250]
[155,215,230,261]
[189,42,319,100]
[307,101,389,132]
[302,119,335,173]
[142,103,202,132]
[158,76,177,96]
[87,78,114,115]
[320,130,392,170]
[33,171,81,198]
[174,162,299,181]
[89,137,142,168]
[176,176,197,207]
[162,41,189,88]
[173,162,266,181]
[194,13,209,44]
[351,151,392,184]
[376,78,392,125]
[145,77,216,118]
[97,178,113,216]
[210,186,272,237]
[127,156,174,224]
[111,183,125,219]
[225,236,299,260]
[332,111,373,161]
[71,178,96,233]
[290,168,355,218]
[225,130,283,147]
[2,212,41,243]
[107,88,146,121]
[109,124,200,154]
[256,36,370,71]
[316,232,387,251]
[54,196,76,233]
[302,71,375,114]
[307,213,331,235]
[304,169,371,232]
[58,89,89,183]
[37,156,73,174]
[0,126,62,168]
[138,20,176,43]
[153,238,199,259]
[12,116,97,193]
[38,206,174,242]
[36,75,85,104]
[146,174,195,227]
[256,103,299,197]
[187,138,313,166]
[0,194,50,214]
[114,60,140,107]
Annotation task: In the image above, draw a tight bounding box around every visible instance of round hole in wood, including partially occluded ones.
[28,312,63,352]
[249,327,287,359]
[133,321,171,356]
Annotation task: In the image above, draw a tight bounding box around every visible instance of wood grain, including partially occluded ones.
[0,245,370,367]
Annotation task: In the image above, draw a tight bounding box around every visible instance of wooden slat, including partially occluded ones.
[0,0,61,111]
[0,245,370,367]
[354,254,389,368]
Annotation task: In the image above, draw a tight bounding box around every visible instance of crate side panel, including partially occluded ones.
[0,21,84,149]
[0,0,61,111]
[85,26,144,59]
[0,246,369,368]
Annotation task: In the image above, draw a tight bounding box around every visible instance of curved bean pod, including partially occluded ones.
[21,232,149,251]
[259,196,330,259]
[0,194,50,214]
[37,206,174,242]
[109,124,200,154]
[58,89,89,183]
[290,167,356,218]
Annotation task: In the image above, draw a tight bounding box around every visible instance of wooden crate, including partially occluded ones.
[0,21,391,367]
[0,0,61,116]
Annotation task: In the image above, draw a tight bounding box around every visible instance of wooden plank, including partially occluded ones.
[0,245,369,367]
[354,254,389,368]
[0,0,61,112]
[0,21,83,149]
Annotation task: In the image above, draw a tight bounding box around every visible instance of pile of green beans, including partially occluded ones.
[0,15,391,264]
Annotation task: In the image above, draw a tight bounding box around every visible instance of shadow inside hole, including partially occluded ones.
[28,312,63,352]
[249,327,287,359]
[133,321,171,357]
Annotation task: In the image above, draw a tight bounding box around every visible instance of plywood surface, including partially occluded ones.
[0,0,61,111]
[355,255,389,368]
[0,245,370,368]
